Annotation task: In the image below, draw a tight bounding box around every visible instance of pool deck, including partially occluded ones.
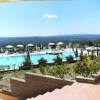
[0,51,46,57]
[0,48,88,58]
[0,49,74,57]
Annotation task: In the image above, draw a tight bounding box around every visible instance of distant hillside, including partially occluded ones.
[0,34,100,47]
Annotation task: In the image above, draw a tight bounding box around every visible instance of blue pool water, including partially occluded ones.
[0,51,75,69]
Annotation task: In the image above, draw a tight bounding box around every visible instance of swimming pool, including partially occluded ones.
[0,51,75,69]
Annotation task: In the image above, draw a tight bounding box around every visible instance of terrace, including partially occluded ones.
[0,1,100,99]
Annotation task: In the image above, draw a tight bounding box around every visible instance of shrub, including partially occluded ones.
[50,64,71,79]
[39,63,72,79]
[90,60,100,74]
[39,66,46,74]
[79,54,88,61]
[12,72,25,79]
[95,57,100,66]
[73,61,91,77]
[53,55,62,65]
[73,59,100,77]
[38,57,47,67]
[43,65,65,78]
[66,55,74,63]
[89,54,97,60]
[30,68,36,73]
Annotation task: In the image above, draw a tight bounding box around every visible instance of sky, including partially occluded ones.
[0,0,100,37]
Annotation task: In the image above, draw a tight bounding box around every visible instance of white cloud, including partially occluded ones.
[48,15,58,18]
[43,13,58,19]
[43,14,49,18]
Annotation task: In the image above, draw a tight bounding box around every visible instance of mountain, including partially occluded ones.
[0,34,100,46]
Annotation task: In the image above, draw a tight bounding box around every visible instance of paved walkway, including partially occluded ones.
[0,93,18,100]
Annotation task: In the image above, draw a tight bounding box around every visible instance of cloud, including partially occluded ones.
[43,14,49,18]
[48,15,58,18]
[43,13,58,19]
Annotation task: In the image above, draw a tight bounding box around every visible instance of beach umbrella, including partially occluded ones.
[27,44,34,47]
[57,42,63,45]
[48,43,55,45]
[16,44,24,48]
[6,45,13,49]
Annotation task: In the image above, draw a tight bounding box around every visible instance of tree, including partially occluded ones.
[88,41,94,46]
[19,51,33,70]
[75,48,78,59]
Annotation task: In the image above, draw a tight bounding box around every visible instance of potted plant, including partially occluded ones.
[38,57,47,67]
[53,55,62,65]
[66,55,74,63]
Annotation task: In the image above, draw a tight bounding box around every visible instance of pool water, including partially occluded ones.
[0,51,75,69]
